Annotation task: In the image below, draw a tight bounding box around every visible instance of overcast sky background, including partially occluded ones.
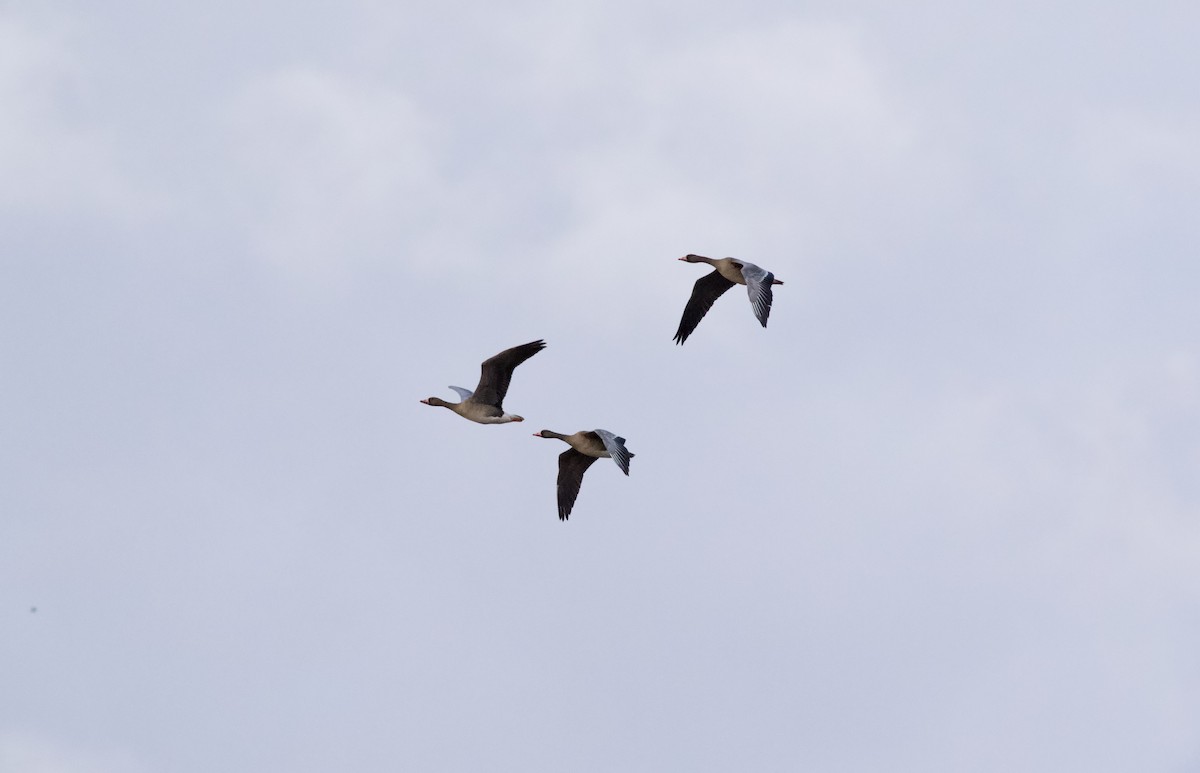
[2,1,1199,771]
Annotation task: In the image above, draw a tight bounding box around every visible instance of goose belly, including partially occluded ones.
[454,403,506,423]
[473,415,516,425]
[714,260,747,285]
[568,438,609,457]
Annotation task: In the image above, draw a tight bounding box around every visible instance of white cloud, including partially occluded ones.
[1064,109,1200,236]
[5,4,1197,770]
[514,19,939,325]
[922,355,1200,599]
[223,67,441,278]
[0,731,145,773]
[216,17,940,306]
[1078,110,1200,182]
[0,16,149,220]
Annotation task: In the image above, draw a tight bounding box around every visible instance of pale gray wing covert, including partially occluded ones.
[592,429,634,476]
[738,262,775,328]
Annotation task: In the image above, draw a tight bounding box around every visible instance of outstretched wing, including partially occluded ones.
[591,429,633,476]
[738,262,776,328]
[556,449,599,521]
[473,339,546,408]
[448,386,474,402]
[674,271,735,345]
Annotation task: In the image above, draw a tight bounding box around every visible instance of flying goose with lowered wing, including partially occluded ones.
[532,428,634,520]
[673,254,784,344]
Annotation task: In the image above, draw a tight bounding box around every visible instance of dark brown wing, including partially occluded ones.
[557,448,599,521]
[673,271,735,345]
[472,339,546,409]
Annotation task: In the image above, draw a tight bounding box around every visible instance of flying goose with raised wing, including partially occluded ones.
[421,340,546,424]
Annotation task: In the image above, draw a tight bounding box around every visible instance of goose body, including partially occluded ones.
[673,254,784,344]
[533,429,633,520]
[421,340,545,424]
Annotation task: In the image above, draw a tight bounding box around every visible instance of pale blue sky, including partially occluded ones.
[2,2,1198,771]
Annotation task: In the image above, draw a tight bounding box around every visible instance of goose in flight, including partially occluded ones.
[420,340,546,424]
[673,254,784,344]
[533,429,634,520]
